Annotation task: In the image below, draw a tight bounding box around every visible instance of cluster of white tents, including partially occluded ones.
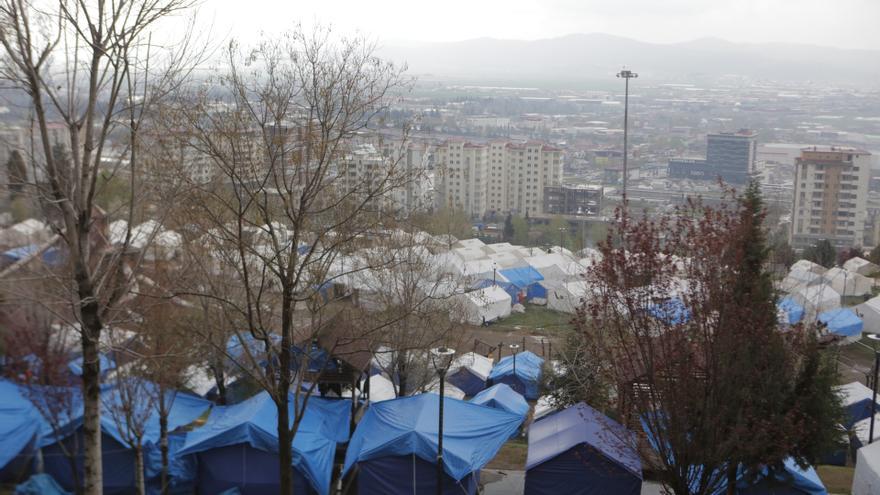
[778,258,879,326]
[0,219,53,248]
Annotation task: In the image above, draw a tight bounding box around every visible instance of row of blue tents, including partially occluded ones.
[447,350,545,400]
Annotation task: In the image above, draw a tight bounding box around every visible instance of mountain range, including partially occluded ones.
[378,34,880,87]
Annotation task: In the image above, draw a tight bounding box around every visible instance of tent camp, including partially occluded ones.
[0,219,51,247]
[845,257,879,277]
[818,308,863,340]
[823,267,873,298]
[779,269,822,294]
[0,381,41,483]
[736,458,826,495]
[460,286,512,326]
[524,402,642,495]
[179,391,350,495]
[647,298,691,325]
[469,384,529,420]
[447,352,494,396]
[471,279,519,306]
[836,381,879,428]
[793,285,840,318]
[40,384,210,495]
[854,440,880,495]
[546,281,590,314]
[365,374,397,403]
[778,297,805,325]
[342,394,523,495]
[488,351,544,400]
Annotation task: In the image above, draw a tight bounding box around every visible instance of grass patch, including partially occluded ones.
[816,465,853,494]
[486,438,528,470]
[496,305,573,334]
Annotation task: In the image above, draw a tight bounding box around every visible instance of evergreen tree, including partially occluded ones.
[805,239,837,268]
[5,150,27,196]
[503,213,514,241]
[869,244,880,266]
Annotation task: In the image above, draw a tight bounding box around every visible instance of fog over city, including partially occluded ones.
[1,1,880,495]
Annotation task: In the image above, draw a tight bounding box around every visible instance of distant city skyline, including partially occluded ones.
[205,0,880,51]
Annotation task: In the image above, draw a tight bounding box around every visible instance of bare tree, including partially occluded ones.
[163,27,422,494]
[0,0,199,491]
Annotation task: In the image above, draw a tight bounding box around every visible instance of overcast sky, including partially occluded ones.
[204,0,880,50]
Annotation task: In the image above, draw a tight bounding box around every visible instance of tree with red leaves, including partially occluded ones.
[575,183,842,495]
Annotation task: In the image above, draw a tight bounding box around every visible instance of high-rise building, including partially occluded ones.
[436,140,562,218]
[706,130,757,184]
[790,147,871,249]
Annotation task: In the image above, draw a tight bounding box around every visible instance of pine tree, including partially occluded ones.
[503,213,514,241]
[5,150,27,196]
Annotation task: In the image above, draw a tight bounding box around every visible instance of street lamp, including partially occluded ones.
[509,343,520,376]
[431,347,456,495]
[558,227,566,250]
[616,68,638,200]
[868,333,880,444]
[492,261,498,286]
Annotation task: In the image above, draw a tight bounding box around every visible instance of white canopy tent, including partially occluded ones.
[857,297,880,335]
[823,267,873,298]
[424,381,466,400]
[365,374,397,403]
[0,218,52,247]
[448,352,494,382]
[546,281,591,314]
[793,284,840,319]
[845,257,880,276]
[855,413,880,448]
[453,238,485,250]
[791,259,828,275]
[460,286,512,325]
[838,381,876,409]
[779,268,823,294]
[854,436,880,495]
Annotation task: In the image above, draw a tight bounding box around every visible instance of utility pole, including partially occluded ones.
[617,68,638,201]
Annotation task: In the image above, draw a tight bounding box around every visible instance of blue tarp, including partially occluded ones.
[179,391,350,495]
[525,402,642,495]
[2,245,62,266]
[38,382,210,494]
[818,308,863,338]
[647,298,691,325]
[778,297,805,325]
[527,283,547,301]
[737,458,827,495]
[14,474,71,495]
[67,353,117,377]
[469,384,529,420]
[343,393,523,485]
[488,351,544,400]
[498,266,544,290]
[0,380,41,477]
[226,333,280,370]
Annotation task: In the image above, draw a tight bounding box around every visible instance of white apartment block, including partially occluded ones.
[791,147,872,249]
[337,142,431,215]
[437,140,562,218]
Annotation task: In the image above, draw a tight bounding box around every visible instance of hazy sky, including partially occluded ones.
[205,0,880,50]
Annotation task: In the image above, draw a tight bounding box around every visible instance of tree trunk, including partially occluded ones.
[278,394,292,495]
[726,462,737,495]
[278,284,294,495]
[134,445,145,495]
[78,277,104,495]
[159,391,169,495]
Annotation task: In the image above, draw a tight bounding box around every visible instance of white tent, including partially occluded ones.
[791,259,827,275]
[0,218,51,246]
[448,352,494,382]
[486,251,526,269]
[461,259,508,283]
[845,257,879,277]
[461,286,512,325]
[858,297,880,335]
[425,381,466,400]
[366,374,397,403]
[184,365,218,397]
[854,436,880,495]
[793,284,840,318]
[453,246,487,262]
[546,281,591,314]
[823,267,873,298]
[108,220,129,245]
[483,242,517,254]
[779,268,823,294]
[837,381,876,409]
[453,238,485,250]
[533,396,557,422]
[855,413,880,447]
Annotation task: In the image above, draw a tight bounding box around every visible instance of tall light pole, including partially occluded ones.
[509,343,520,378]
[868,333,880,444]
[431,347,456,495]
[617,68,638,200]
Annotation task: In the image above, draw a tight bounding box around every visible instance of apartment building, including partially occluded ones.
[337,142,431,215]
[790,146,871,249]
[437,140,563,218]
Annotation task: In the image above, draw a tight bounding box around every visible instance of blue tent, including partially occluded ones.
[343,393,523,495]
[525,402,642,495]
[647,298,691,325]
[470,383,529,419]
[226,333,280,370]
[499,266,544,302]
[40,383,210,495]
[178,391,350,495]
[736,458,826,495]
[471,279,518,305]
[447,353,493,397]
[0,380,41,483]
[838,382,879,428]
[778,297,805,325]
[14,474,70,495]
[818,308,863,338]
[2,245,63,266]
[488,351,544,400]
